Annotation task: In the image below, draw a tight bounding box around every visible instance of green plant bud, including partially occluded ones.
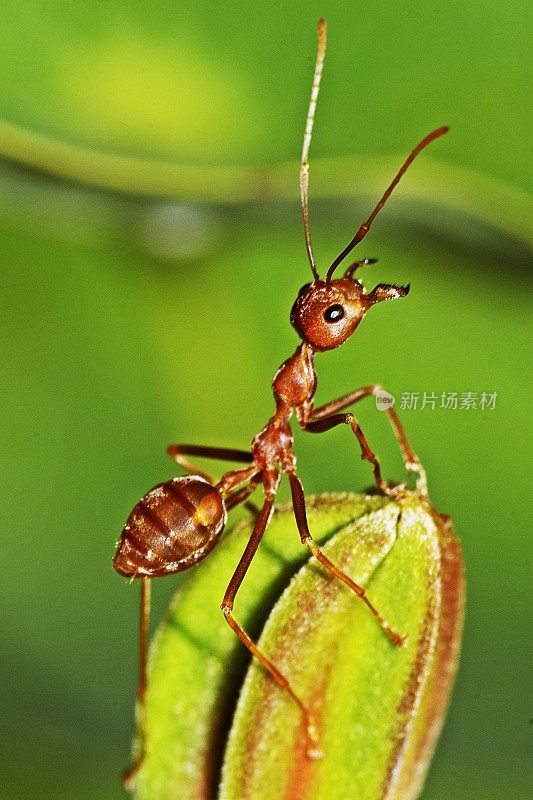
[132,492,463,800]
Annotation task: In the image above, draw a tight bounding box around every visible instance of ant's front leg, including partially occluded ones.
[305,411,395,497]
[307,384,427,496]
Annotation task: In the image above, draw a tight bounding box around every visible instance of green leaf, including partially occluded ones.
[0,119,529,246]
[132,492,463,800]
[221,497,464,800]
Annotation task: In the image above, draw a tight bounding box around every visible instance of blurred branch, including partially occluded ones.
[0,119,530,246]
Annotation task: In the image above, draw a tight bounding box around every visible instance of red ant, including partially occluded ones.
[114,18,448,782]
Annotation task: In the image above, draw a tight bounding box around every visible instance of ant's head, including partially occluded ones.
[290,259,409,352]
[291,18,446,353]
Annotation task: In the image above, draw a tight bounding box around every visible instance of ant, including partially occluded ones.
[114,17,448,783]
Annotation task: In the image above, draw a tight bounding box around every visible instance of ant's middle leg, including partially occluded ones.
[167,443,254,485]
[287,470,405,646]
[309,385,427,495]
[221,493,320,757]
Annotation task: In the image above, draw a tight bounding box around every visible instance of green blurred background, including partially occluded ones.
[1,2,530,799]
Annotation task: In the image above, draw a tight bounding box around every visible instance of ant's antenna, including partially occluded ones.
[300,18,327,281]
[326,126,449,281]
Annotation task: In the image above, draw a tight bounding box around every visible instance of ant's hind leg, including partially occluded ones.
[287,470,405,647]
[224,472,262,518]
[221,494,320,757]
[122,576,151,790]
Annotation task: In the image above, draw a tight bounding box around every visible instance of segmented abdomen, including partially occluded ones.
[113,476,226,578]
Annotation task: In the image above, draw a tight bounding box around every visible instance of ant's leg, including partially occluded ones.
[217,465,261,497]
[305,411,394,496]
[122,576,151,789]
[167,444,253,485]
[225,472,262,516]
[310,385,427,495]
[287,471,404,646]
[221,495,320,756]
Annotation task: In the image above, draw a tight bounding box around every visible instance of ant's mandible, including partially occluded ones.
[114,18,448,782]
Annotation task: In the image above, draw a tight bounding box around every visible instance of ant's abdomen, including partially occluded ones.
[113,476,227,578]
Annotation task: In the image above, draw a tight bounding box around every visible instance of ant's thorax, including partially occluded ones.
[249,343,318,488]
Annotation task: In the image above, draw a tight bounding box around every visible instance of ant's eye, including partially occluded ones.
[324,304,344,323]
[298,283,311,298]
